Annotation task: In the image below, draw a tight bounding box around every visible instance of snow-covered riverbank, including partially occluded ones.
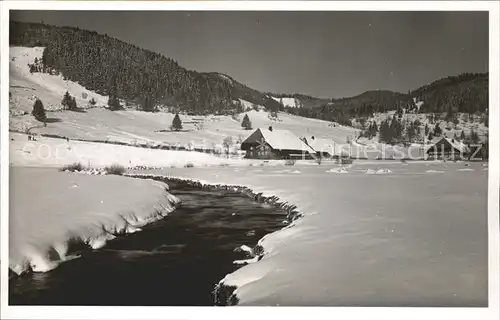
[135,162,488,306]
[9,167,180,275]
[7,136,489,307]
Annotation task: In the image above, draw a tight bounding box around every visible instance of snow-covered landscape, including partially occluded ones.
[4,9,495,316]
[139,162,488,306]
[9,47,359,148]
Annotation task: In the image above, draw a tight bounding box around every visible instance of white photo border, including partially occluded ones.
[1,1,498,320]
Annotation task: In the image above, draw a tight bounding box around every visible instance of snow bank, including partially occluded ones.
[364,168,393,174]
[9,167,180,275]
[143,163,487,306]
[376,168,392,174]
[326,167,349,174]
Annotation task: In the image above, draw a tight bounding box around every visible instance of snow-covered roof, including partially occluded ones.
[304,136,349,156]
[243,128,315,152]
[447,138,469,152]
[426,137,470,153]
[306,137,334,153]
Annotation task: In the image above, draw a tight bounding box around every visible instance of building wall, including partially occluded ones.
[243,143,277,159]
[243,144,313,160]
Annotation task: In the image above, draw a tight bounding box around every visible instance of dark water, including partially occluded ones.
[9,182,287,306]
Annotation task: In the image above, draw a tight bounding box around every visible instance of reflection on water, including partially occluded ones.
[9,184,287,306]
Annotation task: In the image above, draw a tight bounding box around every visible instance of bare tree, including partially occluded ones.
[223,136,233,158]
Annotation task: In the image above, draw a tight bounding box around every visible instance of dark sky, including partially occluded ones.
[11,10,489,98]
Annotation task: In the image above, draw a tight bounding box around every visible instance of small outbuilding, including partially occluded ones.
[426,137,470,160]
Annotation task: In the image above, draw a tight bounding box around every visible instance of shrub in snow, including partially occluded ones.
[222,136,233,156]
[61,91,77,110]
[241,114,252,130]
[60,162,86,172]
[104,164,126,175]
[284,159,296,166]
[172,113,183,131]
[184,162,194,168]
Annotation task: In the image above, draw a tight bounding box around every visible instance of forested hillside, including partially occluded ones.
[283,90,413,126]
[411,73,488,114]
[10,21,283,115]
[269,92,331,109]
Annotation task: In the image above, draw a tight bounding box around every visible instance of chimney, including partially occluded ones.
[268,126,273,132]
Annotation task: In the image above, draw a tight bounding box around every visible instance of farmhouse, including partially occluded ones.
[241,127,315,159]
[426,137,470,160]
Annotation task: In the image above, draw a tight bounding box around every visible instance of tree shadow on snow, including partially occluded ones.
[45,117,62,123]
[156,129,193,133]
[69,108,87,113]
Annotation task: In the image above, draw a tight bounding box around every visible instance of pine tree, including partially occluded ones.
[69,96,77,110]
[241,114,252,130]
[108,93,122,111]
[445,105,454,122]
[172,113,183,131]
[32,98,47,122]
[141,96,155,112]
[107,75,122,111]
[424,123,430,135]
[61,91,72,109]
[460,130,466,141]
[481,137,489,160]
[406,121,416,143]
[367,121,378,138]
[390,117,402,144]
[379,120,391,144]
[434,122,442,136]
[470,129,480,144]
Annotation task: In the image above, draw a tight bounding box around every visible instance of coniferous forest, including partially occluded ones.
[11,21,284,115]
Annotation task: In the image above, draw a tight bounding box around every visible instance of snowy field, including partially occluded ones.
[136,161,489,306]
[9,47,358,147]
[271,96,300,108]
[9,132,251,168]
[9,166,180,275]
